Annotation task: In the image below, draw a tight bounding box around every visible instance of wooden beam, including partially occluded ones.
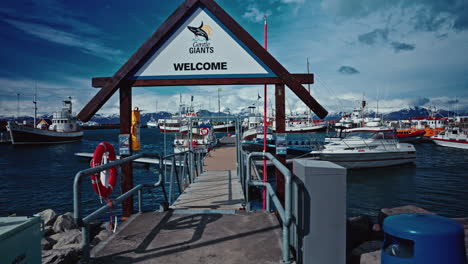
[201,0,328,119]
[91,74,314,88]
[275,84,286,205]
[119,85,133,217]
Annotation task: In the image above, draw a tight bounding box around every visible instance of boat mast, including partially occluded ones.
[16,93,21,121]
[33,84,37,126]
[307,57,311,124]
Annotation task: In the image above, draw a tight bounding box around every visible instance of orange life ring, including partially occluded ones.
[200,127,209,135]
[90,142,117,198]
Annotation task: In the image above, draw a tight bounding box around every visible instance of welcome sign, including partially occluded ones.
[131,7,276,79]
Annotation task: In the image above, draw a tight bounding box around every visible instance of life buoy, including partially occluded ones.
[90,142,117,198]
[200,127,209,135]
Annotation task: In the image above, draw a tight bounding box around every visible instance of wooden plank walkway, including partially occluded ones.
[171,146,244,213]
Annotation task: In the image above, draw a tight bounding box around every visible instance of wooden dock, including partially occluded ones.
[91,146,284,263]
[171,146,243,213]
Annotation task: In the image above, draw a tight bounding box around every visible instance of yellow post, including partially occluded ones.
[131,107,141,151]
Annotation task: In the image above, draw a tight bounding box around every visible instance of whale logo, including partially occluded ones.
[187,21,211,41]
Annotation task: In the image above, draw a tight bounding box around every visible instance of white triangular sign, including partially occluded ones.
[131,7,276,80]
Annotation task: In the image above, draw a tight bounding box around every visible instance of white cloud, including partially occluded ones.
[3,19,123,61]
[243,6,272,22]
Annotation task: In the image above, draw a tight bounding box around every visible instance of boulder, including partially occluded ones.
[378,205,434,225]
[53,214,77,233]
[351,241,383,257]
[38,209,58,226]
[91,229,112,247]
[360,250,381,264]
[42,237,56,250]
[50,229,82,250]
[44,226,55,237]
[42,247,81,264]
[347,215,374,251]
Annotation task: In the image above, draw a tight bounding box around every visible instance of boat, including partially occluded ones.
[431,127,468,149]
[272,114,327,133]
[7,97,83,144]
[212,121,235,133]
[147,117,158,128]
[158,96,198,133]
[310,127,416,169]
[173,122,217,153]
[242,127,316,158]
[395,129,425,143]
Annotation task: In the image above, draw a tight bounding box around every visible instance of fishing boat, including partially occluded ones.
[431,127,468,149]
[147,117,158,128]
[242,126,316,158]
[7,97,83,144]
[212,121,235,133]
[272,115,327,133]
[311,127,416,169]
[173,122,217,153]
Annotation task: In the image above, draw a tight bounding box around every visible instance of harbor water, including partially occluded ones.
[0,129,467,219]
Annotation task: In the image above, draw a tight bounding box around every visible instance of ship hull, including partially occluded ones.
[313,151,416,169]
[432,138,468,149]
[7,123,83,144]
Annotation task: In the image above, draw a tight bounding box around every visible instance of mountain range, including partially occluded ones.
[1,107,466,124]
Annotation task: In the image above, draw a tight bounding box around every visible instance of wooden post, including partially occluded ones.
[275,83,286,204]
[120,85,133,217]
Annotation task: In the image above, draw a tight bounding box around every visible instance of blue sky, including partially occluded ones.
[0,0,467,117]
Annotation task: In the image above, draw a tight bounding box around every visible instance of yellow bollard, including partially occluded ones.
[131,107,141,151]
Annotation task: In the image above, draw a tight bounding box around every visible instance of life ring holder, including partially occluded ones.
[90,142,117,199]
[200,127,209,136]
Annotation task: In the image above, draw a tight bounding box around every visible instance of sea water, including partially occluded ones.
[0,129,467,219]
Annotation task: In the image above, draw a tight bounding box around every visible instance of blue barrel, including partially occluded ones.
[382,213,466,263]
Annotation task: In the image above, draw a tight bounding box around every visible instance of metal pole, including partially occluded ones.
[173,156,182,194]
[81,226,90,262]
[138,189,143,213]
[262,15,268,210]
[169,159,174,204]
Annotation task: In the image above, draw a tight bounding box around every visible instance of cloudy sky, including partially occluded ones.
[0,0,467,118]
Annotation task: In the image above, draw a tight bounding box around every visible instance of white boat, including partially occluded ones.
[311,127,416,169]
[272,114,327,133]
[431,127,468,149]
[147,117,158,128]
[7,97,83,144]
[173,124,217,153]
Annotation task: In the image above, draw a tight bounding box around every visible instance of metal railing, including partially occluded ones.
[73,149,205,262]
[237,149,293,264]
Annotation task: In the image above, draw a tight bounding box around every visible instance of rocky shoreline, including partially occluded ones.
[37,209,112,264]
[34,205,467,264]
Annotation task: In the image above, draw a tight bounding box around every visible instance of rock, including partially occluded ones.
[42,237,56,250]
[38,209,58,226]
[50,229,82,250]
[42,247,81,264]
[347,215,374,251]
[378,205,435,225]
[91,229,112,247]
[44,226,55,237]
[351,241,382,257]
[360,250,381,264]
[53,214,77,233]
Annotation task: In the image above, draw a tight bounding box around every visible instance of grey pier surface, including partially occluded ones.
[91,146,283,263]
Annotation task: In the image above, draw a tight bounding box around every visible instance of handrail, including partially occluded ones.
[244,151,292,264]
[73,149,203,263]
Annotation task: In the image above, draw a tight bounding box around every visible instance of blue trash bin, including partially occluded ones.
[382,213,466,264]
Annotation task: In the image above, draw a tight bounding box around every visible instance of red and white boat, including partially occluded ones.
[431,127,468,149]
